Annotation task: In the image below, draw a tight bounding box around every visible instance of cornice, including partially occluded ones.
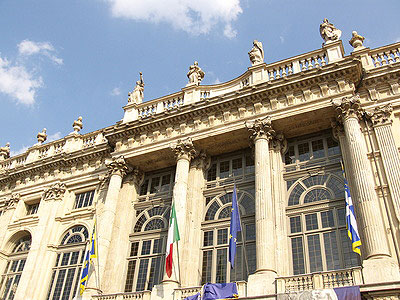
[105,58,361,144]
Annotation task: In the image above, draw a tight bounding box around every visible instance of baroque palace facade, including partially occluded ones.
[1,20,400,300]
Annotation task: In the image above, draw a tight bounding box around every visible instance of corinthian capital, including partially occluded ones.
[331,95,364,121]
[191,150,210,170]
[331,118,345,139]
[246,117,276,142]
[170,138,197,161]
[270,133,287,153]
[42,182,67,201]
[106,156,129,177]
[6,193,20,209]
[366,104,393,126]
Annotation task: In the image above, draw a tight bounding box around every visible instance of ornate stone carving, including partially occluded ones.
[366,104,393,126]
[42,182,67,201]
[0,142,10,161]
[331,95,364,121]
[331,118,345,139]
[246,117,276,142]
[319,18,342,44]
[37,128,47,145]
[270,133,287,153]
[248,40,264,66]
[6,193,20,209]
[349,31,365,50]
[186,61,205,86]
[191,150,209,170]
[72,116,83,133]
[128,72,144,104]
[106,156,129,177]
[124,167,144,187]
[170,138,197,161]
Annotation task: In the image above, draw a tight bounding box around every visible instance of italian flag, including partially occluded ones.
[166,202,180,278]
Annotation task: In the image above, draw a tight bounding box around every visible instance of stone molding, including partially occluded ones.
[331,118,345,139]
[106,156,129,177]
[42,182,67,201]
[170,138,197,161]
[124,167,144,188]
[190,150,210,170]
[6,193,20,209]
[270,133,287,153]
[331,95,364,121]
[366,104,393,126]
[246,117,276,142]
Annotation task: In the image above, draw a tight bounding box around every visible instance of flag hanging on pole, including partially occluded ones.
[166,202,180,278]
[229,184,242,268]
[80,220,98,295]
[341,163,362,255]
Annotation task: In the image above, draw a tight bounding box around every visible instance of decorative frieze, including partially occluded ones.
[170,138,197,161]
[42,182,67,201]
[331,95,364,121]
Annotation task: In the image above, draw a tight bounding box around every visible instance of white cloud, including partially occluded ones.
[47,132,62,142]
[111,87,121,96]
[0,56,43,105]
[107,0,242,38]
[279,36,285,43]
[10,145,29,157]
[18,40,63,65]
[214,78,221,84]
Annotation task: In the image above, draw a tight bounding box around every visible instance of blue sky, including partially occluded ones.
[1,0,399,156]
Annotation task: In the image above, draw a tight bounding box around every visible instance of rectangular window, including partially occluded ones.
[245,155,254,174]
[340,229,360,268]
[291,237,305,275]
[207,164,217,181]
[74,190,95,209]
[232,158,242,176]
[311,139,325,159]
[327,137,340,156]
[140,179,149,195]
[216,249,227,283]
[27,203,39,215]
[321,210,335,228]
[298,142,310,162]
[285,145,296,165]
[305,213,318,231]
[160,174,171,192]
[219,161,230,179]
[307,234,323,272]
[323,231,340,270]
[150,177,160,193]
[204,231,214,247]
[290,216,302,233]
[217,229,228,245]
[201,251,212,284]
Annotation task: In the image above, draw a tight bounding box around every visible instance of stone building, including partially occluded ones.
[1,21,400,300]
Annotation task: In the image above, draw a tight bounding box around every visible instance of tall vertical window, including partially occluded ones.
[0,234,31,300]
[46,225,88,300]
[139,169,175,202]
[285,132,360,275]
[74,191,95,209]
[125,206,170,292]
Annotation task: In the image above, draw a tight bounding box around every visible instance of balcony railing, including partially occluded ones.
[276,267,363,293]
[93,291,151,300]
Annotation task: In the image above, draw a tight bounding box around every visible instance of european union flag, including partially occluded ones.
[229,184,242,268]
[80,221,97,295]
[203,283,238,300]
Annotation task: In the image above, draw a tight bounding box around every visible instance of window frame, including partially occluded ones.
[73,190,95,209]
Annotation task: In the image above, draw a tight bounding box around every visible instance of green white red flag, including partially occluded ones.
[166,202,180,278]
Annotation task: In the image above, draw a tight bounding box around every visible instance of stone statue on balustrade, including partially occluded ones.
[0,143,10,160]
[319,18,342,44]
[128,72,144,104]
[186,61,205,86]
[248,40,264,65]
[349,31,365,50]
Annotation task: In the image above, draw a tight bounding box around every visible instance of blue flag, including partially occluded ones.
[184,292,200,300]
[80,221,97,295]
[229,184,242,268]
[203,283,238,300]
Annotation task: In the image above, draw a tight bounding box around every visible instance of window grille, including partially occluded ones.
[74,191,95,209]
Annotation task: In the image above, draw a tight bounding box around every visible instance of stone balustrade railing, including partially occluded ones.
[92,291,151,300]
[0,131,106,172]
[276,267,363,293]
[369,42,400,68]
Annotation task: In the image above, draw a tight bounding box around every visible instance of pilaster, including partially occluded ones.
[246,117,277,295]
[332,96,400,283]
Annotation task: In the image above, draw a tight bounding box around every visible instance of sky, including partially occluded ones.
[0,0,399,156]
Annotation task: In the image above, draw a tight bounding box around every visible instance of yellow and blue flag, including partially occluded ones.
[80,221,97,295]
[342,164,361,255]
[228,184,242,268]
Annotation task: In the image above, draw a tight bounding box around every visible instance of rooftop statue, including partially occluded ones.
[187,61,205,86]
[72,116,83,134]
[349,31,365,50]
[128,72,144,104]
[37,128,47,145]
[0,142,10,160]
[248,40,264,65]
[319,18,342,44]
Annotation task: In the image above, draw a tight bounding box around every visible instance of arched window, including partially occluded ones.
[46,225,88,300]
[285,132,360,275]
[1,233,31,300]
[202,188,256,284]
[124,205,170,292]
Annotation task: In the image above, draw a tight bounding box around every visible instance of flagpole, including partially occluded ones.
[95,201,101,293]
[76,239,90,299]
[176,238,182,286]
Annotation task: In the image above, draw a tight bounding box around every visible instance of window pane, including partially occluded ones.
[298,142,310,162]
[217,229,228,245]
[230,245,243,282]
[245,224,255,241]
[61,253,71,266]
[160,174,171,192]
[337,208,346,227]
[312,139,325,159]
[246,243,256,274]
[219,161,230,179]
[204,231,214,247]
[140,179,149,195]
[130,242,139,257]
[290,216,302,233]
[150,177,160,193]
[285,145,296,165]
[327,137,340,156]
[245,155,254,174]
[201,251,212,285]
[304,188,331,203]
[70,251,79,265]
[216,249,227,283]
[124,260,136,292]
[232,158,242,176]
[288,184,305,206]
[307,234,323,272]
[61,268,76,300]
[141,241,151,255]
[207,164,217,181]
[53,269,67,299]
[305,213,318,231]
[291,237,305,275]
[153,239,163,254]
[323,231,340,270]
[340,229,360,268]
[147,256,162,290]
[321,211,335,228]
[136,259,149,291]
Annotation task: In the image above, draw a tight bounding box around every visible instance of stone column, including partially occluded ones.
[181,151,208,287]
[246,117,277,295]
[332,96,400,283]
[368,104,400,223]
[102,168,142,293]
[15,183,67,300]
[97,156,128,290]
